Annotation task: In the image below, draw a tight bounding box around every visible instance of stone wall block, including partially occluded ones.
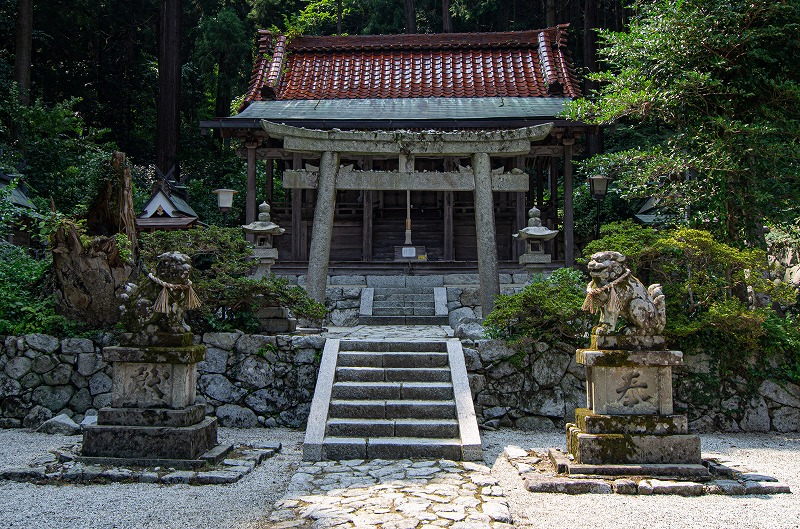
[449,307,475,328]
[0,375,22,396]
[740,396,771,432]
[22,405,53,428]
[61,338,94,354]
[294,349,318,365]
[335,300,360,310]
[235,335,278,356]
[216,404,258,428]
[532,351,571,388]
[341,287,361,299]
[244,388,287,415]
[69,388,93,413]
[484,406,509,419]
[515,416,556,430]
[20,372,42,389]
[5,357,32,379]
[476,340,515,364]
[77,353,106,377]
[70,371,88,389]
[199,374,247,403]
[486,361,518,381]
[520,387,565,418]
[88,372,113,395]
[468,374,486,399]
[202,332,242,350]
[280,402,310,427]
[3,336,18,356]
[92,393,112,409]
[197,347,230,374]
[330,308,358,326]
[31,385,74,412]
[463,347,482,370]
[42,364,73,386]
[771,406,800,432]
[32,355,58,374]
[459,288,480,307]
[24,334,60,354]
[1,396,29,418]
[759,380,800,409]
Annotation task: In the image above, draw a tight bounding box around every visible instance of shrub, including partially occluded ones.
[138,227,326,332]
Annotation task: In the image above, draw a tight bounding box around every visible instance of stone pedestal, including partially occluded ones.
[252,247,279,279]
[255,305,298,333]
[82,334,218,462]
[566,336,701,466]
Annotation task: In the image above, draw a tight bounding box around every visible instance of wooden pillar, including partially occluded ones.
[245,141,258,242]
[291,153,303,261]
[536,165,544,209]
[265,159,274,203]
[563,139,575,266]
[513,155,526,261]
[443,157,454,261]
[362,157,373,261]
[472,152,500,315]
[306,151,340,304]
[549,157,559,259]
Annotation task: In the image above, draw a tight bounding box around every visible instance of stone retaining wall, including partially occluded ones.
[0,332,324,430]
[2,332,798,432]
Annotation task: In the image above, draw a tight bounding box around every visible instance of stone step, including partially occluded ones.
[328,399,457,419]
[373,294,434,302]
[337,351,449,368]
[372,300,435,309]
[372,287,434,295]
[339,340,447,353]
[326,418,460,438]
[331,381,453,400]
[336,366,452,383]
[357,315,449,325]
[372,307,435,317]
[321,436,463,460]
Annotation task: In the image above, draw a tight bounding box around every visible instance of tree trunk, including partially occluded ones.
[403,0,417,33]
[156,0,182,177]
[337,0,342,34]
[546,0,556,27]
[14,0,33,104]
[442,0,452,32]
[584,0,603,156]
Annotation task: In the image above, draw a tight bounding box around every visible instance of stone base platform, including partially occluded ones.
[567,424,701,465]
[82,416,218,461]
[503,446,792,496]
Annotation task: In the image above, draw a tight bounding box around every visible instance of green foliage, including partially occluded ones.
[0,242,82,336]
[564,0,800,246]
[139,227,326,332]
[484,268,591,350]
[580,220,661,273]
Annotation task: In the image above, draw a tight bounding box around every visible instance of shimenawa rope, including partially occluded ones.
[582,268,631,315]
[147,272,201,314]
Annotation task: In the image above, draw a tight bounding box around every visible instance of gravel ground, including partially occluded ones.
[1,427,798,529]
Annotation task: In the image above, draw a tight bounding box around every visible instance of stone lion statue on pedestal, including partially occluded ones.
[583,251,666,336]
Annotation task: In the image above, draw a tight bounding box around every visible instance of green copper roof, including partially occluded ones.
[235,97,570,122]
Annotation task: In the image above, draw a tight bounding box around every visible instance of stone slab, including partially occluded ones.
[575,409,688,435]
[525,477,612,494]
[586,365,674,415]
[82,416,218,461]
[567,428,701,465]
[590,335,666,351]
[97,404,206,427]
[638,479,705,496]
[577,349,683,367]
[111,361,197,409]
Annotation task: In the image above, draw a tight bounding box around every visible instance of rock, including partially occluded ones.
[31,355,58,374]
[88,372,113,395]
[197,347,229,373]
[525,477,612,494]
[232,356,273,388]
[638,479,704,496]
[235,335,277,356]
[462,348,482,370]
[330,308,359,326]
[77,353,106,376]
[613,479,638,494]
[743,481,791,494]
[20,372,42,389]
[31,385,74,412]
[0,375,22,396]
[22,405,53,428]
[503,446,529,459]
[195,470,242,484]
[515,416,556,431]
[61,338,95,354]
[475,340,514,363]
[483,406,509,419]
[80,414,98,429]
[161,470,196,484]
[706,480,745,495]
[216,404,259,428]
[92,393,112,409]
[245,388,289,415]
[520,387,565,418]
[24,334,60,354]
[4,356,32,379]
[203,332,241,350]
[455,322,485,340]
[449,307,476,328]
[291,335,326,350]
[294,349,318,364]
[759,380,800,408]
[532,350,571,388]
[42,364,73,385]
[199,374,247,403]
[36,413,81,435]
[771,406,800,432]
[739,396,770,432]
[482,502,511,523]
[69,388,93,413]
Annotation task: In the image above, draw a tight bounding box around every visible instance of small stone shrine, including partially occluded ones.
[513,206,558,272]
[242,201,285,279]
[566,251,701,466]
[82,252,219,463]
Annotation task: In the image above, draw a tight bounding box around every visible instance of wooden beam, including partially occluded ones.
[265,159,274,203]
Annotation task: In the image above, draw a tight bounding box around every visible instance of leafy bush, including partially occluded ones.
[580,220,661,273]
[0,242,83,336]
[138,227,326,332]
[484,268,591,350]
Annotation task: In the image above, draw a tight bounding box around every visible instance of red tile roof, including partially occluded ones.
[242,27,579,110]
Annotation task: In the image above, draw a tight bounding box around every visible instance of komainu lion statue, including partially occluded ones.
[583,251,666,336]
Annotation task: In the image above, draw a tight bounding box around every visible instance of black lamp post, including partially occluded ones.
[587,175,611,238]
[212,188,238,226]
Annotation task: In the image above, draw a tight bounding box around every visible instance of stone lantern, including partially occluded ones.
[242,201,285,279]
[513,206,558,272]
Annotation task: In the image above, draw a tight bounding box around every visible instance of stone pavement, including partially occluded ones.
[267,458,514,529]
[323,325,453,341]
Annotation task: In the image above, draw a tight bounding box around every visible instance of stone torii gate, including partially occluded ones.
[260,121,553,313]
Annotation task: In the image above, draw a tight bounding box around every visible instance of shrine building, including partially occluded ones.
[201,26,588,310]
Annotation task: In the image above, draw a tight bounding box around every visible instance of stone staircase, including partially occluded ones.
[303,338,481,461]
[358,287,448,325]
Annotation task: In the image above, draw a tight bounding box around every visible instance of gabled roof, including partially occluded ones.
[0,172,36,209]
[139,189,198,219]
[243,27,580,108]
